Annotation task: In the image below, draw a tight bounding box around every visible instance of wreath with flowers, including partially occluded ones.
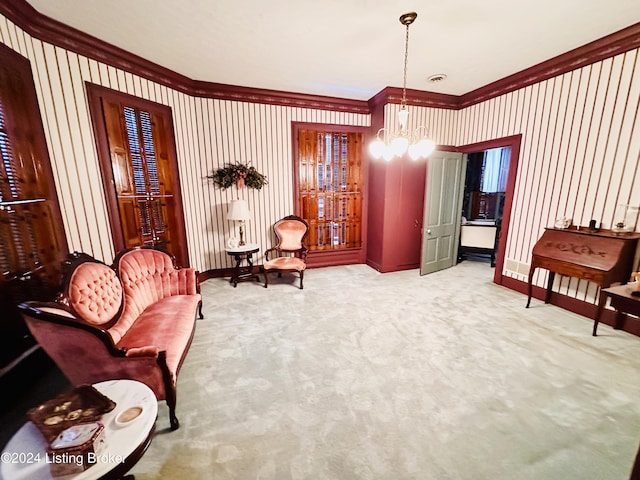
[207,162,268,190]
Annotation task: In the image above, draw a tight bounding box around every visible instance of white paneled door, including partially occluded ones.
[420,151,466,276]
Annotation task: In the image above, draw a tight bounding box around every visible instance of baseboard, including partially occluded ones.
[500,276,640,337]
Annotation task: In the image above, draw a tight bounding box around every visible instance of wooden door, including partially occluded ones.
[0,45,68,368]
[393,157,428,268]
[88,85,188,266]
[420,151,465,275]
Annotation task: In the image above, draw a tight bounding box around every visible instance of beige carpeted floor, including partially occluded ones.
[121,260,640,480]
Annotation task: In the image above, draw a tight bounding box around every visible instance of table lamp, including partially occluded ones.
[227,199,250,246]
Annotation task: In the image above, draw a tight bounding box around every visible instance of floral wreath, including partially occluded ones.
[207,162,268,190]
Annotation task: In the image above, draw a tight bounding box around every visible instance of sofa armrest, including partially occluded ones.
[169,267,198,295]
[125,345,161,357]
[19,302,124,356]
[19,305,170,401]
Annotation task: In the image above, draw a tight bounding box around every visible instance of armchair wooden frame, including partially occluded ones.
[263,215,309,289]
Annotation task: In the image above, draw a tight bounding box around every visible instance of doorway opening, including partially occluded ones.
[458,135,521,285]
[459,146,511,267]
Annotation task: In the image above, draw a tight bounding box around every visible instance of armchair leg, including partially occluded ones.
[198,301,204,319]
[263,272,269,288]
[299,271,304,289]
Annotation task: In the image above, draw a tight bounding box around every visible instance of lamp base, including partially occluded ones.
[238,224,246,246]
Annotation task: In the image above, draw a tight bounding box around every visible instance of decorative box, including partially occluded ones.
[27,384,116,441]
[46,422,106,477]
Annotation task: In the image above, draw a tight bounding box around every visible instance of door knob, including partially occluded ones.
[427,229,432,235]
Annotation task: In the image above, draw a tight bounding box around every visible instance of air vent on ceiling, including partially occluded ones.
[427,74,447,83]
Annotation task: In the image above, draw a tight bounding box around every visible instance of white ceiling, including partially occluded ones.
[26,0,640,100]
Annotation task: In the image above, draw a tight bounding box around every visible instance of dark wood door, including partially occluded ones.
[87,84,188,266]
[0,44,68,369]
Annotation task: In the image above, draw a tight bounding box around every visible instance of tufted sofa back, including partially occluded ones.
[67,261,123,327]
[108,248,196,343]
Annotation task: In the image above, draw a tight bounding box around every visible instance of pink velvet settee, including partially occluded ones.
[18,247,203,430]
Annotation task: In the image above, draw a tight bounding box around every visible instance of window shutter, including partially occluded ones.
[298,129,362,251]
[0,45,68,367]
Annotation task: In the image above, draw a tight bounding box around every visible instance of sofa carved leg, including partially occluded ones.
[198,301,204,319]
[169,411,180,430]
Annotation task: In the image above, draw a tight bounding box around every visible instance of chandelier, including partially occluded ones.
[369,12,436,162]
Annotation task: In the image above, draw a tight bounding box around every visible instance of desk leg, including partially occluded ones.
[526,268,535,308]
[593,290,607,336]
[614,311,626,330]
[545,272,555,304]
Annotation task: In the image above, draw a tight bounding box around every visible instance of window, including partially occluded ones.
[480,147,510,193]
[297,129,363,251]
[0,45,67,368]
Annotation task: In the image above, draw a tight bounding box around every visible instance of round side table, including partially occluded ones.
[225,243,260,287]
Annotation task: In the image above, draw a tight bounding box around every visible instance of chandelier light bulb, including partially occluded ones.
[408,143,422,161]
[417,138,436,158]
[382,146,395,162]
[391,135,410,156]
[369,138,385,159]
[367,11,436,162]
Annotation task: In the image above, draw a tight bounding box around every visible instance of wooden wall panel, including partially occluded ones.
[0,13,369,272]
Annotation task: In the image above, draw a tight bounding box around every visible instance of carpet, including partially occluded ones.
[130,261,640,479]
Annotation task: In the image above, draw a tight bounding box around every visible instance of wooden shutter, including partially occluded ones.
[97,92,185,264]
[298,129,362,251]
[0,45,68,368]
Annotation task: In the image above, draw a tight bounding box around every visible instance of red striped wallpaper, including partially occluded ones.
[1,10,639,307]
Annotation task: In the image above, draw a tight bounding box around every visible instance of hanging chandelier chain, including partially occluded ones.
[367,12,435,162]
[402,21,410,107]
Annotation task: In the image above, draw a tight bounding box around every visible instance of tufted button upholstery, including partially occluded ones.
[68,262,123,325]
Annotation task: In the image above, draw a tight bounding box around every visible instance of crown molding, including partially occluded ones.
[459,22,640,109]
[368,87,460,111]
[0,0,369,114]
[1,0,638,113]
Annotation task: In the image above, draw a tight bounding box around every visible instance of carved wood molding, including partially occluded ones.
[0,0,369,114]
[458,22,640,109]
[1,0,638,112]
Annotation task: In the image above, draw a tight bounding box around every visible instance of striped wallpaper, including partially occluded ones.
[455,48,640,303]
[2,11,640,307]
[0,15,369,272]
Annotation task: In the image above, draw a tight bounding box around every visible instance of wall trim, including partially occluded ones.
[459,22,640,109]
[0,0,369,114]
[1,0,638,113]
[500,276,640,337]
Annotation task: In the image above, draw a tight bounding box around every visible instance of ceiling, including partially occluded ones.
[26,0,640,101]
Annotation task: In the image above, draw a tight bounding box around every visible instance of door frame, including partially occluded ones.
[457,134,521,285]
[85,82,190,266]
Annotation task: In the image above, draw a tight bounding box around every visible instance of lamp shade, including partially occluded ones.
[227,199,251,221]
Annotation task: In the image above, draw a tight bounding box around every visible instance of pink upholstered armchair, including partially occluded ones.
[263,215,309,289]
[18,248,202,430]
